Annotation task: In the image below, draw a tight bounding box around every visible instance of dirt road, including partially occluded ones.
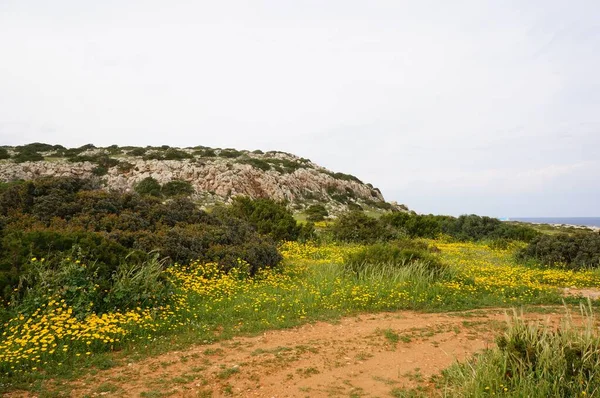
[9,308,569,397]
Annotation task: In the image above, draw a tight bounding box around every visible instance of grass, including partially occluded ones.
[442,302,600,397]
[2,240,600,395]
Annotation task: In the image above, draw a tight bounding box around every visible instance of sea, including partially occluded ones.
[509,217,600,228]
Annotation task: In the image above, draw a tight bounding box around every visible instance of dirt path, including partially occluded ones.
[9,308,570,398]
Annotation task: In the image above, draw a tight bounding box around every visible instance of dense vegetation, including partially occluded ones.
[0,178,297,313]
[444,305,600,396]
[330,210,540,243]
[0,175,599,397]
[519,233,600,269]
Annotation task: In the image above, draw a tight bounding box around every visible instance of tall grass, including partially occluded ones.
[442,301,600,397]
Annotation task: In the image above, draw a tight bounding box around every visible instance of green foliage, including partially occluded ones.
[127,147,147,156]
[363,198,393,210]
[344,241,445,277]
[443,306,600,397]
[230,196,301,242]
[305,204,328,222]
[380,212,448,239]
[0,177,283,307]
[219,149,242,158]
[15,252,172,315]
[0,148,10,160]
[105,144,121,155]
[518,233,600,269]
[323,171,363,183]
[12,149,43,163]
[134,177,162,197]
[264,158,305,173]
[379,213,539,242]
[331,211,395,243]
[15,143,64,153]
[298,222,317,242]
[193,148,216,157]
[163,149,193,160]
[161,180,194,197]
[143,149,192,160]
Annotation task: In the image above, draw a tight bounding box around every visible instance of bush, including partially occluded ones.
[162,180,194,197]
[518,233,600,269]
[379,213,539,242]
[134,177,162,197]
[219,149,242,158]
[12,149,43,163]
[229,196,301,242]
[163,149,193,160]
[0,178,284,307]
[323,171,363,183]
[264,158,304,173]
[331,211,395,243]
[127,147,147,156]
[343,241,446,278]
[193,148,216,157]
[0,148,9,160]
[15,143,63,153]
[305,204,328,222]
[443,307,600,397]
[380,212,446,239]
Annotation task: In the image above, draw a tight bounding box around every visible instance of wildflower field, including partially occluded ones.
[1,240,600,393]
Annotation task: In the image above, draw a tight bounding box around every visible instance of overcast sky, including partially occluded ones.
[1,1,598,217]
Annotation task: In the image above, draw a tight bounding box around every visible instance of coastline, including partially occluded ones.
[510,221,600,233]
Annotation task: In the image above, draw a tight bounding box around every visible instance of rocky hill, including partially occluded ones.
[0,143,406,214]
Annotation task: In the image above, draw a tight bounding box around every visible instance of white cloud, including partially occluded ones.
[0,0,598,216]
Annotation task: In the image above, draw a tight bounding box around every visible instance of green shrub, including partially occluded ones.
[134,177,162,197]
[305,204,328,222]
[219,149,243,158]
[323,171,363,183]
[163,149,193,160]
[193,148,216,157]
[343,241,446,279]
[331,211,396,243]
[162,180,194,197]
[229,196,301,242]
[0,178,285,307]
[298,222,317,242]
[0,148,10,160]
[363,199,393,210]
[92,165,108,176]
[15,143,64,153]
[127,147,146,156]
[12,149,43,163]
[443,307,600,397]
[264,158,304,173]
[518,233,600,269]
[105,144,121,155]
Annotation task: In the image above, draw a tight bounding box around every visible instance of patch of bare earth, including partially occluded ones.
[8,308,573,398]
[563,287,600,300]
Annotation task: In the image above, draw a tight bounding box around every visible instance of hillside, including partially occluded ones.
[0,143,406,214]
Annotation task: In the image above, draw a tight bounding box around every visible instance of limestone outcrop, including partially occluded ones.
[0,145,406,213]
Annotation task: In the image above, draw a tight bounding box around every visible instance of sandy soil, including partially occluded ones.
[7,307,577,398]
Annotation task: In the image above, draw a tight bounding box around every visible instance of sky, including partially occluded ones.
[1,1,599,217]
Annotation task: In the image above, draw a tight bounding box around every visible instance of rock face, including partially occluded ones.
[0,146,404,213]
